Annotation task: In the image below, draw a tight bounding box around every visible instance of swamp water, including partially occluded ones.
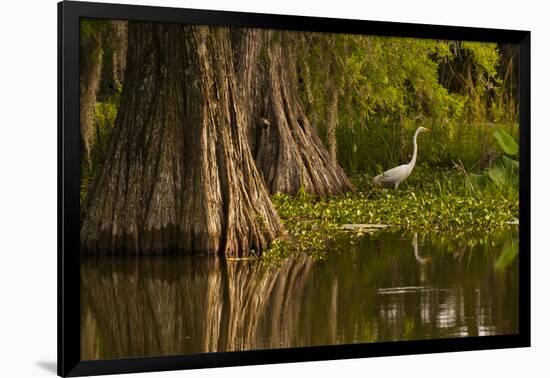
[80,229,519,360]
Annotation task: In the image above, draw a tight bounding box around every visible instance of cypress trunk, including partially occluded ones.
[80,21,128,167]
[80,23,284,256]
[80,26,102,167]
[326,83,340,162]
[97,20,128,101]
[238,31,355,196]
[325,38,344,163]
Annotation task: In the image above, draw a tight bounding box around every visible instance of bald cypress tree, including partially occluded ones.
[236,31,355,196]
[81,23,283,256]
[79,21,103,168]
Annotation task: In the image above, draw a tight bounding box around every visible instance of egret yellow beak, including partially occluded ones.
[425,128,431,132]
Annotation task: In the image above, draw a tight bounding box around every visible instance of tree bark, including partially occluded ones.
[242,31,355,196]
[80,20,128,178]
[81,23,284,256]
[97,20,128,101]
[80,27,102,167]
[326,83,339,162]
[325,37,344,163]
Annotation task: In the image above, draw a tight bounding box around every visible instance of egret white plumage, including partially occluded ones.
[373,127,431,189]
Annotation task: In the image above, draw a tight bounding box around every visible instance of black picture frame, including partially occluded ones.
[58,1,531,376]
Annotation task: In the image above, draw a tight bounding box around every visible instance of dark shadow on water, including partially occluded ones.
[35,361,57,374]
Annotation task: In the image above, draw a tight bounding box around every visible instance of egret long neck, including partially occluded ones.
[409,129,420,168]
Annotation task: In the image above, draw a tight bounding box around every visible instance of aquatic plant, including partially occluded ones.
[265,169,518,261]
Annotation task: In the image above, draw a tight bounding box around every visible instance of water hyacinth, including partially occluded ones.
[266,169,518,261]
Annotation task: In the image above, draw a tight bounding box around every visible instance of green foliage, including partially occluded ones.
[487,155,519,188]
[265,168,518,262]
[80,100,119,204]
[465,129,519,197]
[462,41,500,79]
[91,101,118,160]
[493,128,519,155]
[296,34,518,174]
[80,19,107,43]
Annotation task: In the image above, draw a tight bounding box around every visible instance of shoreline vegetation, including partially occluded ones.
[264,168,518,263]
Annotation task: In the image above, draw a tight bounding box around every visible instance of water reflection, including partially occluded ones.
[81,229,519,360]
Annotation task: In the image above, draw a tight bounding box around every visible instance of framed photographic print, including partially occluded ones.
[58,1,530,376]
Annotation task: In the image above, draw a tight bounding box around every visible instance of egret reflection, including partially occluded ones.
[412,232,431,265]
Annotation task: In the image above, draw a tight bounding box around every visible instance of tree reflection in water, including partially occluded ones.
[81,230,518,360]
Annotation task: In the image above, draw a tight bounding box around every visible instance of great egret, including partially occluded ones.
[373,127,431,189]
